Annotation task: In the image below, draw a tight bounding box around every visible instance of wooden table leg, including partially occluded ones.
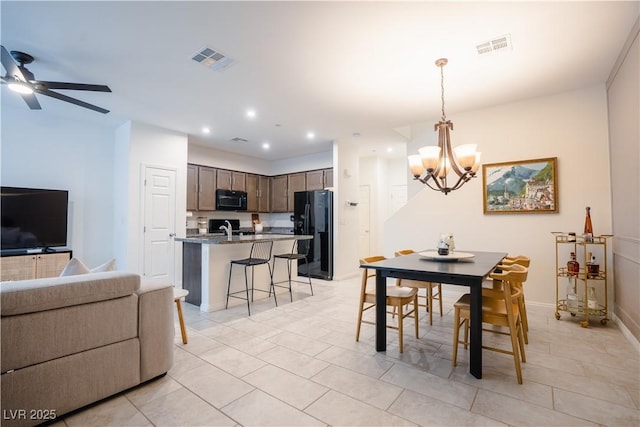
[175,299,188,344]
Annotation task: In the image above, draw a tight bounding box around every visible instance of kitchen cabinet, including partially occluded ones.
[198,166,217,211]
[323,168,333,188]
[1,251,72,281]
[246,174,259,211]
[271,175,288,212]
[217,169,246,191]
[287,173,306,211]
[187,164,198,211]
[306,170,324,190]
[258,176,270,212]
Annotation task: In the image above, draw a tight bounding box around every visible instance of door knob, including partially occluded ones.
[169,233,176,237]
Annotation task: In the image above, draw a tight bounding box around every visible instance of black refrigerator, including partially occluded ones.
[294,190,333,280]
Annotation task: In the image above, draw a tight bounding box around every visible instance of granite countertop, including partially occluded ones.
[176,234,311,245]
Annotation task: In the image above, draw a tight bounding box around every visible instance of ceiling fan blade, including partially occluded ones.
[35,81,111,92]
[35,88,109,114]
[0,45,24,80]
[21,92,42,110]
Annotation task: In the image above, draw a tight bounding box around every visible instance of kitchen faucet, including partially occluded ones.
[219,220,233,240]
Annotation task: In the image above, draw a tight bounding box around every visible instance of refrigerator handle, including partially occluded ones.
[305,203,310,234]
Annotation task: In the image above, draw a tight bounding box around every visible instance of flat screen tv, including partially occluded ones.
[1,186,69,252]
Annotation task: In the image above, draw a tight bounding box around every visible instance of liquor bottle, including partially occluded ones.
[584,206,594,243]
[587,252,600,278]
[566,278,578,310]
[587,286,598,310]
[567,251,580,276]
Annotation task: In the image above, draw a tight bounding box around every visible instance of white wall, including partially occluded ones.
[386,85,612,307]
[114,121,188,277]
[271,150,333,175]
[188,142,272,176]
[607,21,640,341]
[1,106,116,267]
[334,140,360,280]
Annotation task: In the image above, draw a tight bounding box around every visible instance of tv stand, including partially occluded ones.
[0,250,72,281]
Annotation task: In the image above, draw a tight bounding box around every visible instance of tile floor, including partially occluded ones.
[54,276,639,426]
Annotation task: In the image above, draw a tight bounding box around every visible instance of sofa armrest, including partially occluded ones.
[136,279,174,381]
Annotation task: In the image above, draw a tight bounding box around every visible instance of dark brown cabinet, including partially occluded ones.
[258,176,270,213]
[271,175,288,212]
[198,166,217,211]
[218,169,246,191]
[187,164,198,211]
[287,173,306,211]
[246,174,259,211]
[306,170,324,190]
[323,168,334,188]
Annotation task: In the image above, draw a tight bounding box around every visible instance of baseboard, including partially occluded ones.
[613,312,640,352]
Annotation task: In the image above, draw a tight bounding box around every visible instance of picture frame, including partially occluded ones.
[482,157,558,214]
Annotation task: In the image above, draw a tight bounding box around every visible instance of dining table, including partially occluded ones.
[361,250,507,379]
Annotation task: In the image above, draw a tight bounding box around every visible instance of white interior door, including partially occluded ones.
[359,185,371,258]
[143,166,176,280]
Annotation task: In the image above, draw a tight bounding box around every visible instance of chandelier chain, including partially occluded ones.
[440,64,446,121]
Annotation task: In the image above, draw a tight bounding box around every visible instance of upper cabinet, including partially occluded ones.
[217,170,246,191]
[187,164,333,213]
[271,175,288,213]
[287,173,306,211]
[198,166,217,211]
[187,164,198,211]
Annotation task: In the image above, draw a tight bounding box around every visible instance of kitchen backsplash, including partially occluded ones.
[186,211,293,230]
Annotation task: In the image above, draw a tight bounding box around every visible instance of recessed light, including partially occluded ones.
[246,109,256,119]
[202,127,211,134]
[262,142,270,149]
[306,131,315,139]
[387,147,393,153]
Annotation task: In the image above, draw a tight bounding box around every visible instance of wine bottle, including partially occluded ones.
[584,206,594,243]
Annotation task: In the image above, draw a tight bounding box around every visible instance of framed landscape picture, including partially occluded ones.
[482,157,558,214]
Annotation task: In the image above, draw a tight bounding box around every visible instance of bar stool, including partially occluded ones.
[225,240,276,316]
[271,238,313,302]
[173,288,189,344]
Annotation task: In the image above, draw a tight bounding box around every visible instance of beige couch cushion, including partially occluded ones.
[0,271,140,316]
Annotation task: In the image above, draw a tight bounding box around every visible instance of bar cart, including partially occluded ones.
[552,232,612,327]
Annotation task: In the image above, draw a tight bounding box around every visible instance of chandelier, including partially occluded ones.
[408,58,480,195]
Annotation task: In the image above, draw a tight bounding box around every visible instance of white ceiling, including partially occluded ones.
[1,1,637,161]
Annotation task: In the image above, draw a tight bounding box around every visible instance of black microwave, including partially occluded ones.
[216,189,247,211]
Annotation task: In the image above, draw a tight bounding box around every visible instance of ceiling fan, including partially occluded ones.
[1,45,111,114]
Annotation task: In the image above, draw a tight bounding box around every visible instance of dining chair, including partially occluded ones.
[225,240,276,316]
[394,249,443,325]
[271,238,313,301]
[484,255,531,343]
[357,256,419,353]
[452,263,528,384]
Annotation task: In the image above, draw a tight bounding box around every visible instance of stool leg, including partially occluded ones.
[268,262,277,306]
[244,266,251,316]
[175,299,188,344]
[226,263,234,309]
[306,256,313,295]
[286,258,293,302]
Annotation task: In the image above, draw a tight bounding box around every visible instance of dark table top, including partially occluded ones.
[361,250,507,283]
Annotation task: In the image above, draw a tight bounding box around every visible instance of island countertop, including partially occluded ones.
[176,234,312,245]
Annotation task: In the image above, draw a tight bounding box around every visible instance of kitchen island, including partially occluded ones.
[176,234,313,312]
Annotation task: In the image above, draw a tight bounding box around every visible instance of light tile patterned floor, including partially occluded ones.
[56,276,639,426]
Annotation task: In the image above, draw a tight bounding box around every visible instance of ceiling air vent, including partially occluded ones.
[476,34,512,55]
[192,47,235,71]
[231,137,248,143]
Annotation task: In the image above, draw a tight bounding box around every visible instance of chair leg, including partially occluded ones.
[437,284,443,318]
[398,303,404,353]
[428,285,434,326]
[355,301,365,342]
[413,294,419,339]
[452,307,460,366]
[463,317,469,350]
[520,297,529,344]
[509,318,523,384]
[250,266,255,302]
[517,317,526,363]
[226,263,233,309]
[244,266,251,316]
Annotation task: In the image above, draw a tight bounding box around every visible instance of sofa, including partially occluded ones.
[0,271,174,426]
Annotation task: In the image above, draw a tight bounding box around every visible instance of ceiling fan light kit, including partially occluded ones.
[1,45,112,113]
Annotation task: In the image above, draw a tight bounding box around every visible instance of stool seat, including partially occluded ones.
[173,288,189,344]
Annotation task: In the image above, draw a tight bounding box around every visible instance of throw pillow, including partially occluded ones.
[59,257,91,276]
[91,258,116,273]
